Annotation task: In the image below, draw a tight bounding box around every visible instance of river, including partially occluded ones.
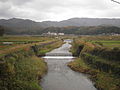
[41,39,96,90]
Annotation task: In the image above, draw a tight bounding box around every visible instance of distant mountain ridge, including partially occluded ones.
[0,18,120,35]
[0,18,120,27]
[42,18,120,27]
[0,18,42,28]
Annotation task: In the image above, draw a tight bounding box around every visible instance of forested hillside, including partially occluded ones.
[0,18,120,35]
[0,26,4,36]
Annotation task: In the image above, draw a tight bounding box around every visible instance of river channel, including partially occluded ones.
[41,40,96,90]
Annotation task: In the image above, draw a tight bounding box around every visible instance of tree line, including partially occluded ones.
[0,26,4,36]
[1,25,120,35]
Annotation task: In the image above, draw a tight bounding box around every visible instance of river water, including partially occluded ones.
[41,40,96,90]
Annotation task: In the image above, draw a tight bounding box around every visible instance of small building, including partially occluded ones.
[3,42,13,45]
[58,33,64,35]
[48,32,57,36]
[42,32,65,36]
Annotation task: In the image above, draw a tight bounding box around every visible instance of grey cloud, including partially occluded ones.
[0,0,120,21]
[0,0,34,19]
[0,0,8,2]
[0,0,33,5]
[0,2,13,18]
[11,0,33,5]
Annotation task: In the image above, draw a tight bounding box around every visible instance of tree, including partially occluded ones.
[0,26,4,36]
[111,0,120,4]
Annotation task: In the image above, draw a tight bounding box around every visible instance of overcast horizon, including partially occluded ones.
[0,0,120,22]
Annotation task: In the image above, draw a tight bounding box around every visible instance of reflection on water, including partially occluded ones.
[41,40,96,90]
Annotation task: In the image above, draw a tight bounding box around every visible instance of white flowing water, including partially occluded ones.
[41,40,96,90]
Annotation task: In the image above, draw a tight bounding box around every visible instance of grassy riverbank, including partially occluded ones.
[68,58,120,90]
[68,36,120,90]
[0,36,63,90]
[38,40,64,56]
[0,47,47,90]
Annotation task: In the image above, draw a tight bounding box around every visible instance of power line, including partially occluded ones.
[111,0,120,4]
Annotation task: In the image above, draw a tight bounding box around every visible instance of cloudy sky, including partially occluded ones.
[0,0,120,21]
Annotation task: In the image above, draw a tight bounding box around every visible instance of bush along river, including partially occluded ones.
[41,39,96,90]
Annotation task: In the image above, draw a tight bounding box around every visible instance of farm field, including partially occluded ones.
[0,36,63,90]
[80,35,120,48]
[0,36,57,56]
[1,1,120,89]
[0,35,120,90]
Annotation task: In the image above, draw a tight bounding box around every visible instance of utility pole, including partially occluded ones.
[111,0,120,4]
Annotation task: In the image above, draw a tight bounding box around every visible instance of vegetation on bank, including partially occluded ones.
[0,47,47,90]
[68,36,120,90]
[0,36,63,90]
[38,40,64,56]
[68,58,120,90]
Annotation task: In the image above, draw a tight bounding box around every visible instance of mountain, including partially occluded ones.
[42,18,120,27]
[1,18,120,28]
[0,18,120,35]
[0,18,46,35]
[0,18,44,28]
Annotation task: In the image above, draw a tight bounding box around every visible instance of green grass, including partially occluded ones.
[80,35,120,48]
[0,40,59,58]
[91,40,120,44]
[13,56,47,90]
[38,41,63,55]
[0,54,47,90]
[15,56,47,81]
[39,49,50,55]
[68,58,88,69]
[80,35,120,41]
[0,36,54,42]
[68,58,120,90]
[0,44,15,50]
[95,72,120,90]
[102,42,120,48]
[0,36,56,51]
[91,40,120,48]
